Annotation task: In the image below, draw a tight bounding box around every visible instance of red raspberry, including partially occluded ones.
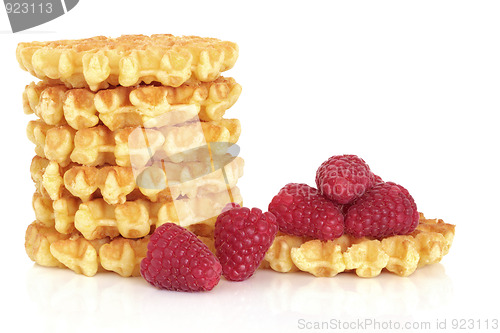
[221,202,241,213]
[316,155,374,204]
[341,174,383,215]
[140,223,222,292]
[215,207,278,281]
[268,183,344,241]
[372,174,384,185]
[345,182,419,238]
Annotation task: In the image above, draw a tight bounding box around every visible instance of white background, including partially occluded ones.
[1,1,499,332]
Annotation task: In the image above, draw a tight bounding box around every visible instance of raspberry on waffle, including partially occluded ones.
[268,183,344,241]
[316,154,374,205]
[345,182,419,238]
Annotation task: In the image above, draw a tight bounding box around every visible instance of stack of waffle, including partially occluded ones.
[19,35,244,277]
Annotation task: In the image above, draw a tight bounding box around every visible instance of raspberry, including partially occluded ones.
[268,183,344,240]
[140,223,222,292]
[215,207,278,281]
[345,182,419,238]
[372,174,384,185]
[221,202,241,213]
[316,155,374,204]
[342,174,383,215]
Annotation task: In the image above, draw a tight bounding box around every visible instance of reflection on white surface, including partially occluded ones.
[266,264,453,318]
[25,263,453,332]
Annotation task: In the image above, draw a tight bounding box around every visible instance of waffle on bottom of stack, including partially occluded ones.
[25,221,215,277]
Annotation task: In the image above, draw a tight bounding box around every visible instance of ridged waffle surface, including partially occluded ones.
[17,34,238,90]
[25,222,149,277]
[25,222,216,277]
[31,155,244,204]
[23,78,241,129]
[33,186,242,240]
[262,213,455,278]
[24,221,214,277]
[27,118,240,166]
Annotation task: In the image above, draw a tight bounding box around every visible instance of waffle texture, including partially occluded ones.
[27,118,240,166]
[25,221,150,277]
[32,187,242,240]
[31,155,244,204]
[23,78,241,129]
[262,213,455,277]
[17,34,238,90]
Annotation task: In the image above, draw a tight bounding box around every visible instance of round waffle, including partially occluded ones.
[23,77,241,129]
[32,186,242,240]
[31,155,244,204]
[17,34,238,90]
[262,213,455,278]
[27,118,241,167]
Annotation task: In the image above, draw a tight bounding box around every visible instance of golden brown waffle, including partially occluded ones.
[32,187,242,240]
[25,221,149,277]
[17,34,238,90]
[25,221,216,277]
[31,155,244,204]
[23,78,241,129]
[262,213,455,278]
[27,118,241,167]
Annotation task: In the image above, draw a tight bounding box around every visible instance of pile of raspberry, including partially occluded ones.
[140,154,419,292]
[269,154,419,240]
